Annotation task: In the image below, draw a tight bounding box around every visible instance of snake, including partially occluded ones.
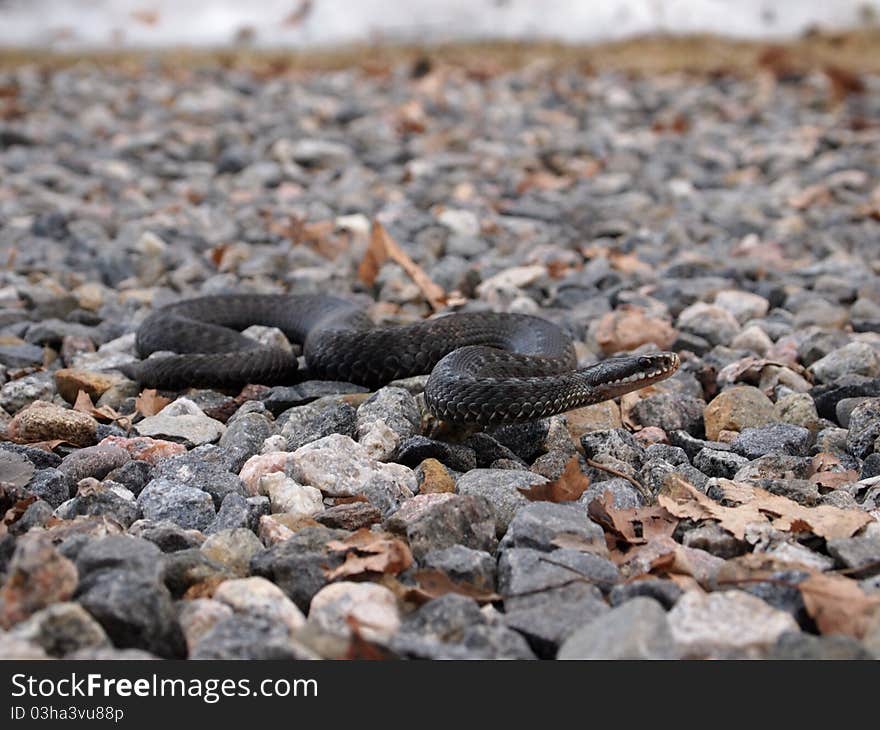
[122,294,680,425]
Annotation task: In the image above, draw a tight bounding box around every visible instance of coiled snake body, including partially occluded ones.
[125,294,679,425]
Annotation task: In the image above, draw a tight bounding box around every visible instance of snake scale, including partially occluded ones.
[123,294,680,425]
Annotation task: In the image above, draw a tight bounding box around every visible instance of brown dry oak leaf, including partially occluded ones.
[587,490,678,545]
[403,568,501,605]
[658,476,873,541]
[358,221,446,310]
[518,456,590,503]
[798,572,880,638]
[134,388,172,417]
[74,390,130,428]
[325,528,413,580]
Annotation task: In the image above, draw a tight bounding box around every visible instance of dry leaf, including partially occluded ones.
[587,491,678,546]
[658,476,873,541]
[518,456,590,503]
[358,221,446,310]
[73,390,123,423]
[403,568,500,605]
[344,615,395,660]
[325,528,413,580]
[135,389,171,417]
[799,572,880,638]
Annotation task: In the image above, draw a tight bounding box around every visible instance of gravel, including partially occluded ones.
[1,53,878,661]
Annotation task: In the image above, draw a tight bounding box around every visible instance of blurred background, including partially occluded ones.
[1,0,879,49]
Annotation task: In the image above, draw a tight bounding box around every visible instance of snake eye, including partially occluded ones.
[638,356,653,368]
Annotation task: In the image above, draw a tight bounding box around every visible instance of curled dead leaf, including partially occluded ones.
[403,568,501,605]
[518,456,590,503]
[135,388,172,417]
[798,572,880,638]
[325,528,413,580]
[358,221,446,310]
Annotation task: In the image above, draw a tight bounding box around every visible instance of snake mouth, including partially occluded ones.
[584,352,680,399]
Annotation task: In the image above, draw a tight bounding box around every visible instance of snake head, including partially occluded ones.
[582,351,680,402]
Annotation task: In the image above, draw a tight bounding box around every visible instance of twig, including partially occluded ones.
[586,458,650,499]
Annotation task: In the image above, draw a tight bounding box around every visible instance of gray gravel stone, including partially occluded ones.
[420,545,496,590]
[729,423,812,459]
[218,411,273,472]
[249,526,348,612]
[826,536,880,578]
[280,401,357,451]
[74,569,183,657]
[137,479,217,531]
[151,448,246,509]
[455,468,543,535]
[809,342,880,383]
[557,597,678,659]
[25,467,70,507]
[385,493,497,559]
[498,501,606,553]
[693,447,749,478]
[58,444,130,484]
[846,399,880,458]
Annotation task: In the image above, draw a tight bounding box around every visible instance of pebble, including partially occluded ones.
[703,386,775,441]
[218,412,273,472]
[677,303,741,346]
[152,448,246,509]
[280,400,357,451]
[161,549,231,598]
[846,399,880,458]
[263,472,324,516]
[135,397,226,446]
[456,469,546,536]
[421,545,497,590]
[7,400,97,447]
[809,342,880,383]
[128,519,205,553]
[355,386,421,460]
[499,501,606,554]
[25,467,70,506]
[177,599,233,653]
[290,434,415,514]
[307,581,401,643]
[53,368,129,404]
[0,449,35,488]
[213,576,306,633]
[5,57,880,663]
[199,528,264,577]
[0,373,55,413]
[315,501,382,530]
[249,526,349,611]
[74,566,184,657]
[189,614,312,660]
[136,478,217,531]
[557,597,678,659]
[414,457,456,494]
[385,492,496,559]
[627,393,705,434]
[729,423,812,459]
[565,401,622,438]
[9,601,110,657]
[668,590,799,658]
[0,535,78,628]
[59,444,130,483]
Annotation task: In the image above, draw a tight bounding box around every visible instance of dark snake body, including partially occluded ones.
[127,294,679,425]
